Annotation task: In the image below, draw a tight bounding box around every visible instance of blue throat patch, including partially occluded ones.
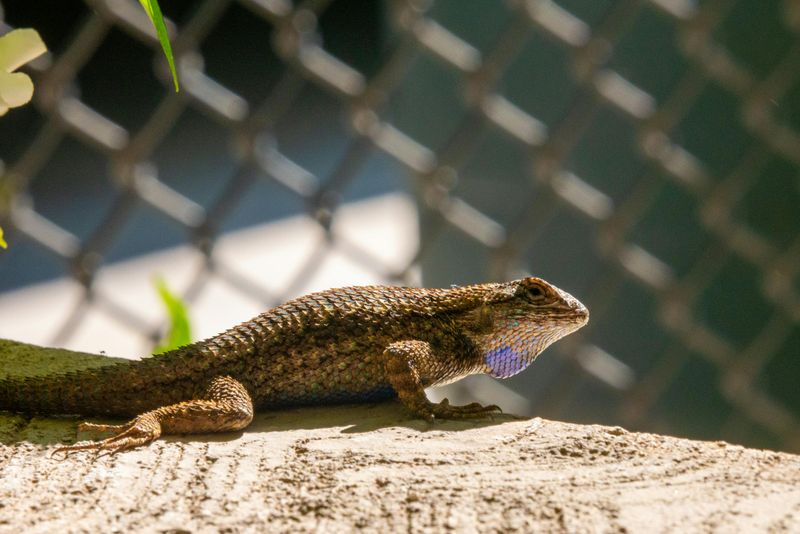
[484,344,532,378]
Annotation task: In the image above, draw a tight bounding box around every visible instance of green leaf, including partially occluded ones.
[0,225,6,249]
[138,0,179,92]
[153,276,192,354]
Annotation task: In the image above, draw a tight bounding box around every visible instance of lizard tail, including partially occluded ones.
[0,340,199,417]
[0,366,178,417]
[0,367,142,417]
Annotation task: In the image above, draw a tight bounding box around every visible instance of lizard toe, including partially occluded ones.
[52,414,161,457]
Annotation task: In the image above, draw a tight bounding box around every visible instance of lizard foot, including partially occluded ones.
[426,397,502,421]
[52,413,161,457]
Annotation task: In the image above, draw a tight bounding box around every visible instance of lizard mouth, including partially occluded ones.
[574,301,589,325]
[553,312,588,334]
[553,288,589,327]
[545,303,589,335]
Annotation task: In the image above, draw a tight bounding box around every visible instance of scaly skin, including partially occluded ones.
[0,277,588,454]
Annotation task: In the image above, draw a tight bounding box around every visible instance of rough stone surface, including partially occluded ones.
[1,403,798,532]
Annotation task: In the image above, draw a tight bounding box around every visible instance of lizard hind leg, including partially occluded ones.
[53,375,254,456]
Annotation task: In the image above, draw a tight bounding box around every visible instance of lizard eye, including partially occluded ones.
[523,283,548,303]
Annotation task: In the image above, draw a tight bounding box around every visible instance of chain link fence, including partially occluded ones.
[1,0,799,452]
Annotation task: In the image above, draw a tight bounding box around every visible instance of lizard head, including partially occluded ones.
[458,277,589,378]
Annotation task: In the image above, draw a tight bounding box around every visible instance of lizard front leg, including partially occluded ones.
[54,375,254,456]
[384,340,501,422]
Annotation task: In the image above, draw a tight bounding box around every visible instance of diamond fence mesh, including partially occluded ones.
[1,0,799,452]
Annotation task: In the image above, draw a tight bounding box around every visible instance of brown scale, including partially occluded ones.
[0,277,588,454]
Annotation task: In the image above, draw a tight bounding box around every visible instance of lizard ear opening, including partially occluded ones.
[463,304,494,334]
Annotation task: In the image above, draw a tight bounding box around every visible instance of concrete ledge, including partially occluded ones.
[1,403,798,532]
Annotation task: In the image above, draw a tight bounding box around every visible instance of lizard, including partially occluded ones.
[0,277,588,455]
